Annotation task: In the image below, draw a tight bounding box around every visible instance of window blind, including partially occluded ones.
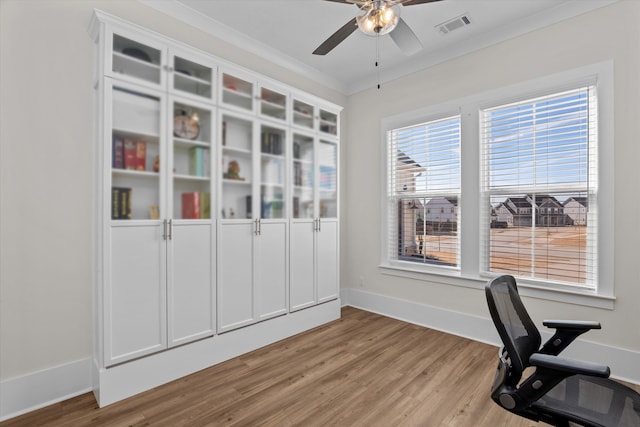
[387,116,461,267]
[480,86,597,287]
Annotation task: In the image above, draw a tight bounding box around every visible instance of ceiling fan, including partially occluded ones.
[313,0,443,56]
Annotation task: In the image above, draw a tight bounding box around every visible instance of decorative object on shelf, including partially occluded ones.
[149,204,159,220]
[122,47,151,62]
[223,160,245,181]
[153,155,160,172]
[173,110,200,140]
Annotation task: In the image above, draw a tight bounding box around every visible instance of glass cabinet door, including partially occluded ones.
[221,70,254,112]
[260,124,286,219]
[292,99,314,131]
[170,98,213,220]
[318,139,338,219]
[170,52,214,101]
[292,133,314,219]
[319,109,338,136]
[110,84,163,220]
[221,113,253,219]
[111,33,163,86]
[259,85,287,122]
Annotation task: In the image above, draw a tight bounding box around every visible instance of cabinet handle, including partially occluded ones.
[258,219,261,235]
[163,219,168,240]
[317,218,321,232]
[254,218,260,236]
[168,219,173,240]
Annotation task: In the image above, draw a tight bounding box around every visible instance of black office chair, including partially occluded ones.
[485,275,640,426]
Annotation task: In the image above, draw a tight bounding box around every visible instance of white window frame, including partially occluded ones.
[386,114,462,270]
[380,61,614,309]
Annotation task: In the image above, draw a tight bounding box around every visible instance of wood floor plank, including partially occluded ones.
[4,306,635,427]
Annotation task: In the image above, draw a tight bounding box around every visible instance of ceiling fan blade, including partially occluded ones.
[399,0,443,6]
[389,17,423,56]
[313,18,358,55]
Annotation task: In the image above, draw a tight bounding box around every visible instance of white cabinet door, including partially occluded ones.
[107,224,166,366]
[255,221,287,320]
[289,221,316,311]
[218,222,255,332]
[317,220,339,303]
[168,222,215,346]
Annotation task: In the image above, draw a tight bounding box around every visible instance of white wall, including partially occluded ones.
[1,0,639,419]
[343,0,640,354]
[0,0,346,387]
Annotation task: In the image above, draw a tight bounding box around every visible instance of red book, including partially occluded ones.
[181,192,200,219]
[124,139,136,170]
[135,141,146,171]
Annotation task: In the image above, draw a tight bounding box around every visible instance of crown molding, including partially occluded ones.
[138,0,348,94]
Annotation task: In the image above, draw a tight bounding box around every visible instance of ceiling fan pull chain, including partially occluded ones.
[376,33,381,89]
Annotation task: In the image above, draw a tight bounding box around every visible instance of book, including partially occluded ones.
[123,139,137,170]
[189,147,209,176]
[199,192,210,219]
[112,136,124,169]
[135,141,146,171]
[111,187,132,219]
[261,132,283,155]
[182,192,200,219]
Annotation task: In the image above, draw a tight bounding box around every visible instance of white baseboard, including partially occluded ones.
[341,287,640,385]
[0,358,93,422]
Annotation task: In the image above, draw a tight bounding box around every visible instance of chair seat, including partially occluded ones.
[532,375,640,427]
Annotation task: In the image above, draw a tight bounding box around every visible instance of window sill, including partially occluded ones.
[379,264,615,310]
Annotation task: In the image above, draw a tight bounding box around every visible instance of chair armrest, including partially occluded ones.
[543,320,601,330]
[540,320,601,356]
[529,353,610,378]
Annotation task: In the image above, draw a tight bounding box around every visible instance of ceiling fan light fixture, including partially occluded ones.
[357,2,400,36]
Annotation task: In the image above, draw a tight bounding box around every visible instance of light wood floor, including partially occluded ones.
[4,306,627,427]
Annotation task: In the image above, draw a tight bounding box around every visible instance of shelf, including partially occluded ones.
[113,129,160,143]
[173,173,210,181]
[223,146,252,156]
[261,182,284,188]
[174,71,212,87]
[261,152,284,160]
[174,137,210,148]
[223,178,251,185]
[112,169,159,178]
[112,52,161,84]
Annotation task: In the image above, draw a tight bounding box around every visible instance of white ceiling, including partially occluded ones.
[142,0,617,95]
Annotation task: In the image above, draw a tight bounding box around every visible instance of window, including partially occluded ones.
[381,63,612,305]
[386,116,461,268]
[480,87,597,288]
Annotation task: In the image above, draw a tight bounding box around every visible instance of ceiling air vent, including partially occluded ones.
[436,14,471,35]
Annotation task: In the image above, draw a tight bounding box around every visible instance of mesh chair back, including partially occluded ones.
[486,275,541,383]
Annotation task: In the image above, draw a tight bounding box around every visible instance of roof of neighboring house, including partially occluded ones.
[396,151,423,169]
[495,202,517,215]
[425,197,458,207]
[563,196,588,208]
[506,197,531,209]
